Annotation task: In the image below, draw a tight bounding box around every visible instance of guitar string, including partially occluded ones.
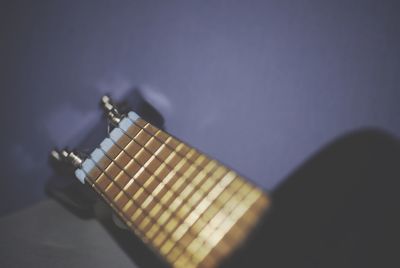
[95,144,249,266]
[84,118,266,265]
[181,180,265,265]
[115,121,260,247]
[127,121,269,264]
[93,132,237,259]
[130,121,265,241]
[83,151,199,266]
[109,119,264,258]
[108,124,236,255]
[116,124,231,214]
[119,121,246,220]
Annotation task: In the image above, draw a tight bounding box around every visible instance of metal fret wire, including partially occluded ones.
[90,145,235,267]
[86,119,266,267]
[115,123,231,225]
[175,178,249,266]
[127,120,238,213]
[119,121,264,257]
[106,120,263,265]
[116,121,267,266]
[106,123,248,263]
[89,150,258,266]
[83,151,199,266]
[90,131,235,263]
[120,120,254,230]
[106,125,232,240]
[132,120,263,229]
[182,181,264,265]
[132,122,266,242]
[82,162,151,242]
[93,144,216,260]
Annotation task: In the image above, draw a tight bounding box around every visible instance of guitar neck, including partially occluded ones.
[75,111,269,268]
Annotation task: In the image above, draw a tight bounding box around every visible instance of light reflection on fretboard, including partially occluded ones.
[75,112,269,268]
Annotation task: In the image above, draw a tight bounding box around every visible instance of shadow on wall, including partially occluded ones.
[224,129,400,268]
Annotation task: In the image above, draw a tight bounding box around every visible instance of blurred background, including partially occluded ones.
[0,0,399,216]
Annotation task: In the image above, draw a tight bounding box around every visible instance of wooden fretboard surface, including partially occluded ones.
[80,115,269,268]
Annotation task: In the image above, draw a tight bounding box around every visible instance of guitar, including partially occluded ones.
[51,96,270,268]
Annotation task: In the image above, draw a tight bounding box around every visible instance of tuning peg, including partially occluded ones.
[50,148,84,169]
[101,95,123,126]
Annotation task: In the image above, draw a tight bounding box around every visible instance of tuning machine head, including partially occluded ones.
[50,148,84,169]
[50,95,125,169]
[101,95,125,126]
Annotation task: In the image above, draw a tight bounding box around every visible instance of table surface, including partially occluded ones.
[0,199,138,268]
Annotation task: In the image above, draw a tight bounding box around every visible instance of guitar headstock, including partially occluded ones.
[47,89,165,218]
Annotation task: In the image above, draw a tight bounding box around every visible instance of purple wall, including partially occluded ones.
[1,0,399,215]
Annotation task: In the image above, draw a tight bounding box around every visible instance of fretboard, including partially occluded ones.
[75,112,269,268]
